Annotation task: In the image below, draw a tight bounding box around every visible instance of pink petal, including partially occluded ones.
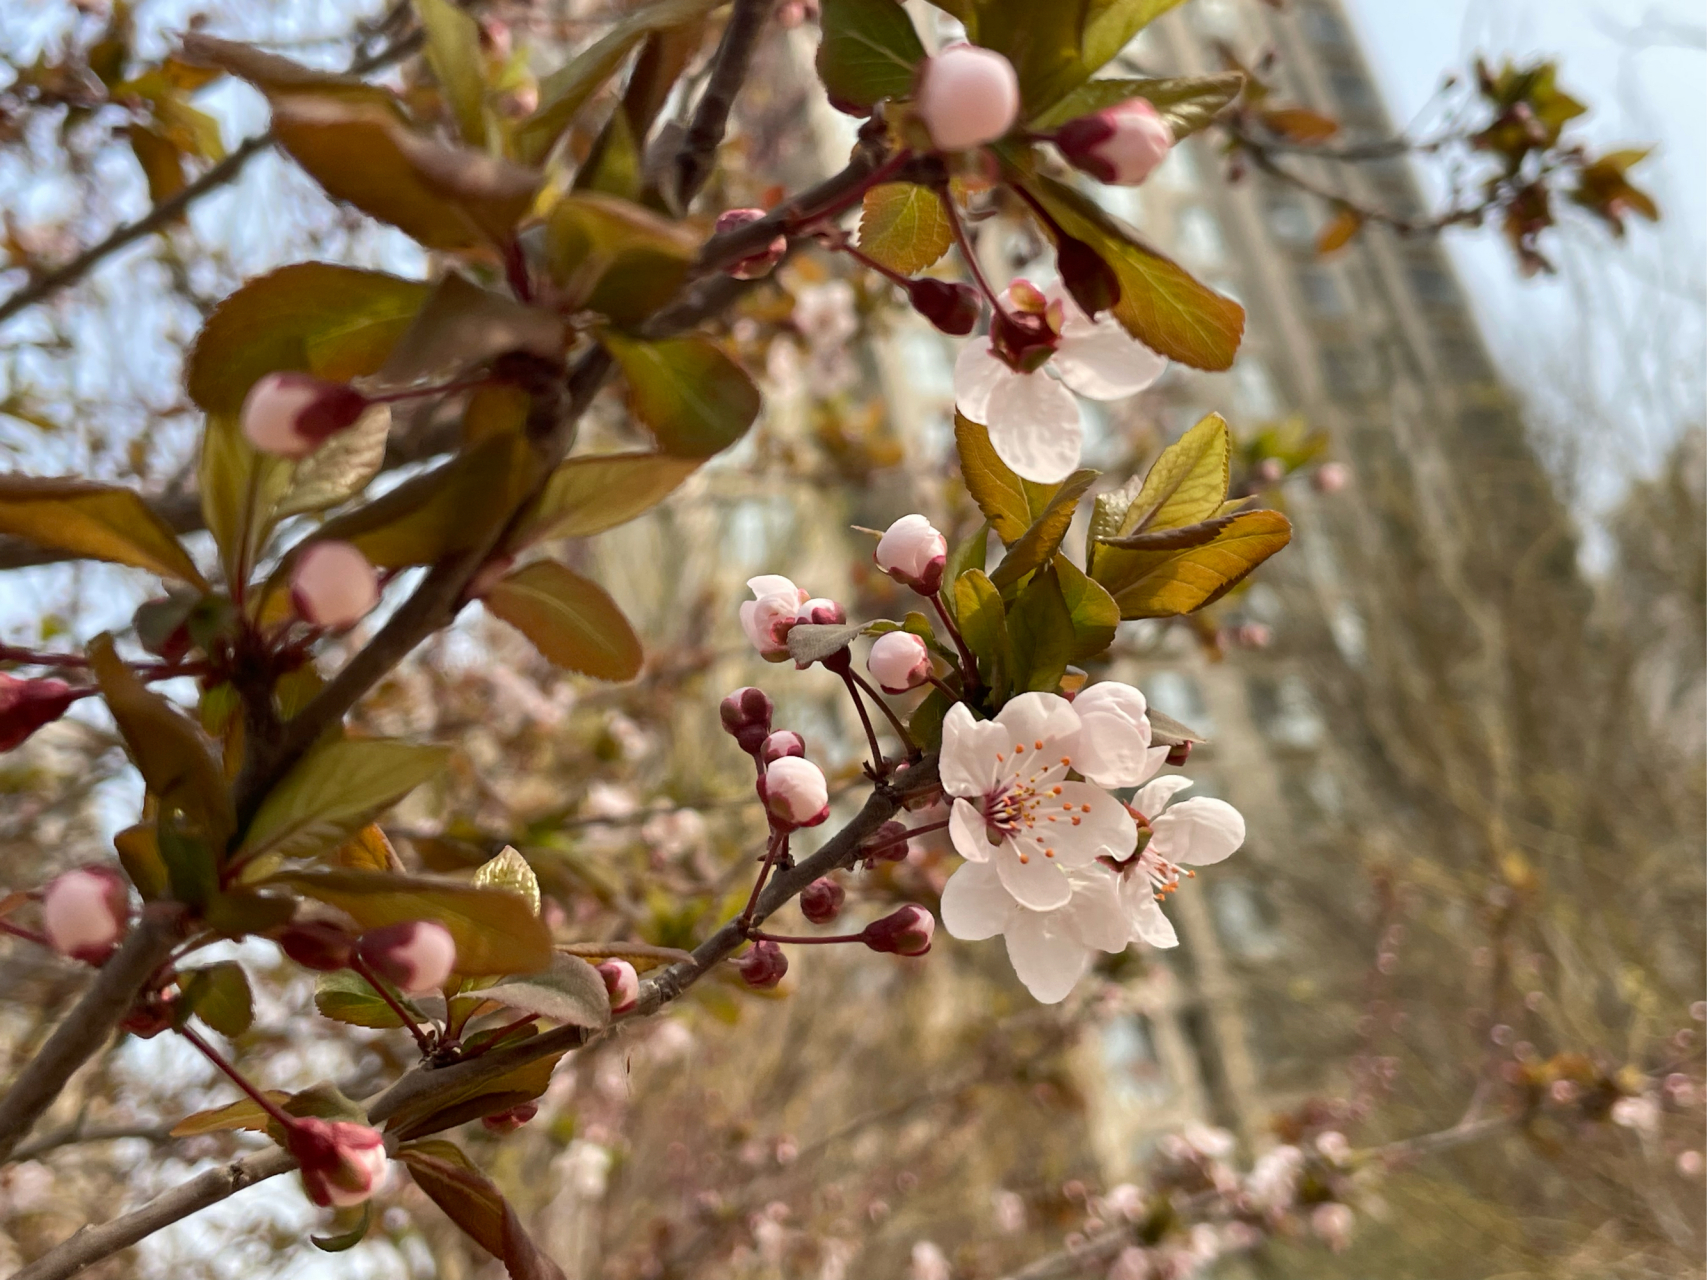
[995,846,1074,911]
[1053,305,1168,401]
[1149,797,1245,866]
[1004,909,1092,1003]
[1133,774,1195,821]
[992,692,1081,762]
[940,703,1008,798]
[984,370,1083,484]
[1059,864,1131,953]
[1122,885,1179,949]
[1070,682,1154,789]
[940,860,1014,941]
[948,797,998,864]
[952,341,1014,423]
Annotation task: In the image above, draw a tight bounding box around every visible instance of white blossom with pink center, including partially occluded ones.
[739,574,809,661]
[953,283,1167,483]
[1119,776,1246,948]
[939,691,1142,911]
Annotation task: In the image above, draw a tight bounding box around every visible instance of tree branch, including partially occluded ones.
[669,0,777,211]
[8,1122,175,1163]
[0,909,182,1164]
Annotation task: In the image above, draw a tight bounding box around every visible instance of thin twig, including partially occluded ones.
[8,1122,175,1163]
[670,0,777,210]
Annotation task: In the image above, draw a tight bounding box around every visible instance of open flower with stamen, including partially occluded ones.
[940,691,1140,911]
[954,282,1167,483]
[941,859,1128,1002]
[1118,777,1245,948]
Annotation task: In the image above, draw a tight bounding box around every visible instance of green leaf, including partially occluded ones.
[544,194,699,328]
[576,108,642,202]
[157,819,220,908]
[274,404,390,519]
[187,263,429,415]
[483,561,644,682]
[944,520,990,590]
[170,1093,289,1137]
[989,469,1098,590]
[954,569,1013,702]
[242,738,451,863]
[1093,508,1293,618]
[1022,175,1245,371]
[515,0,719,166]
[906,685,954,752]
[604,333,761,459]
[1032,71,1244,135]
[114,823,169,901]
[266,868,556,976]
[271,94,538,251]
[1054,554,1119,662]
[181,33,402,109]
[314,969,406,1029]
[199,412,296,589]
[386,1041,566,1140]
[816,0,927,110]
[858,183,952,275]
[1006,565,1075,694]
[481,953,610,1028]
[377,271,567,388]
[400,1140,568,1278]
[180,960,253,1037]
[970,0,1088,116]
[312,1202,374,1253]
[473,846,542,917]
[510,452,700,548]
[0,477,206,587]
[89,635,233,842]
[954,413,1052,544]
[1080,0,1188,76]
[1112,413,1231,542]
[415,0,487,147]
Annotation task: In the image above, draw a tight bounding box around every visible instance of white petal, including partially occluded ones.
[995,847,1074,912]
[993,692,1081,758]
[1122,886,1179,949]
[1133,774,1195,820]
[984,372,1083,484]
[1004,909,1093,1003]
[940,704,1006,798]
[1149,797,1245,866]
[1060,864,1131,953]
[1053,312,1168,401]
[1070,682,1154,789]
[746,574,798,600]
[952,342,1015,423]
[940,860,1014,941]
[948,797,997,863]
[1036,781,1137,864]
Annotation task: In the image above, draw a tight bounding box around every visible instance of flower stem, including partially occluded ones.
[177,1023,298,1131]
[0,919,49,948]
[931,592,981,690]
[739,829,789,931]
[942,191,1005,312]
[748,930,864,945]
[349,955,436,1056]
[926,673,962,704]
[838,670,890,775]
[792,150,911,234]
[847,669,920,760]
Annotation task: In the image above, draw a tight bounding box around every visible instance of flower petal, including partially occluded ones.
[952,341,1014,423]
[1004,908,1093,1003]
[984,371,1083,484]
[940,703,1009,798]
[1054,782,1138,862]
[746,574,798,600]
[993,692,1081,760]
[995,847,1074,911]
[1133,774,1195,821]
[1053,308,1168,401]
[940,860,1014,941]
[1070,682,1154,789]
[1122,883,1179,949]
[1060,864,1131,953]
[949,797,997,863]
[1149,796,1245,866]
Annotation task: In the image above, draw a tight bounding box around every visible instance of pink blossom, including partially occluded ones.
[760,756,829,828]
[287,1117,388,1207]
[874,515,948,594]
[596,959,639,1014]
[357,920,457,994]
[915,46,1019,151]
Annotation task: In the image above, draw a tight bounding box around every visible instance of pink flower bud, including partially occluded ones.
[276,920,356,972]
[357,920,457,994]
[287,1117,389,1208]
[874,514,948,594]
[1313,461,1350,493]
[596,959,639,1014]
[41,866,129,965]
[715,208,788,280]
[859,819,912,867]
[1256,457,1286,484]
[240,372,369,460]
[740,575,808,662]
[915,45,1020,152]
[761,730,807,764]
[720,686,775,755]
[867,631,931,694]
[0,674,78,752]
[735,939,788,989]
[797,597,847,625]
[799,877,845,925]
[291,541,381,629]
[1055,97,1174,186]
[760,756,829,829]
[1310,1202,1355,1253]
[482,1101,539,1134]
[906,278,981,335]
[861,905,934,956]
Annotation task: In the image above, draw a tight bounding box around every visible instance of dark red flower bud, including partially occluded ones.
[1055,235,1120,318]
[859,819,912,867]
[906,278,982,335]
[735,939,788,989]
[357,920,457,994]
[241,372,369,459]
[276,920,356,972]
[800,877,845,925]
[989,306,1059,373]
[0,674,78,753]
[121,990,176,1039]
[720,686,775,755]
[482,1101,540,1134]
[761,730,806,764]
[286,1116,389,1207]
[860,905,935,956]
[1165,740,1193,767]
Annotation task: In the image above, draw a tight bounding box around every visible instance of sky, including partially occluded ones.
[1347,0,1706,526]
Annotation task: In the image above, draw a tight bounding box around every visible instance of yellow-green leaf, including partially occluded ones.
[1081,0,1189,77]
[954,569,1013,702]
[1055,554,1119,662]
[954,413,1041,545]
[1005,565,1074,694]
[170,1091,290,1137]
[510,451,700,548]
[314,969,406,1028]
[242,738,452,863]
[275,404,391,519]
[1124,413,1231,535]
[816,0,927,110]
[180,960,254,1037]
[990,469,1099,590]
[473,846,541,916]
[484,561,643,682]
[414,0,488,147]
[1096,508,1293,618]
[604,333,761,459]
[334,824,400,872]
[0,477,205,586]
[544,194,698,328]
[1032,71,1244,135]
[858,183,952,275]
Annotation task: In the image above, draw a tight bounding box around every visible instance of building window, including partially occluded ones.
[1211,879,1284,960]
[1265,196,1314,248]
[1176,206,1226,267]
[1101,1014,1171,1107]
[1145,670,1214,738]
[1407,263,1457,307]
[1235,357,1282,420]
[1297,266,1347,316]
[1247,672,1324,749]
[1322,345,1373,396]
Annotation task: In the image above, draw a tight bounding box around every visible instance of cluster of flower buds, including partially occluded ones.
[915,45,1020,152]
[714,208,788,280]
[858,819,913,868]
[291,541,381,629]
[595,958,639,1014]
[241,372,369,459]
[285,1116,390,1208]
[860,905,935,956]
[356,921,457,994]
[40,866,130,965]
[736,938,788,989]
[1054,97,1175,186]
[0,673,80,754]
[719,686,775,756]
